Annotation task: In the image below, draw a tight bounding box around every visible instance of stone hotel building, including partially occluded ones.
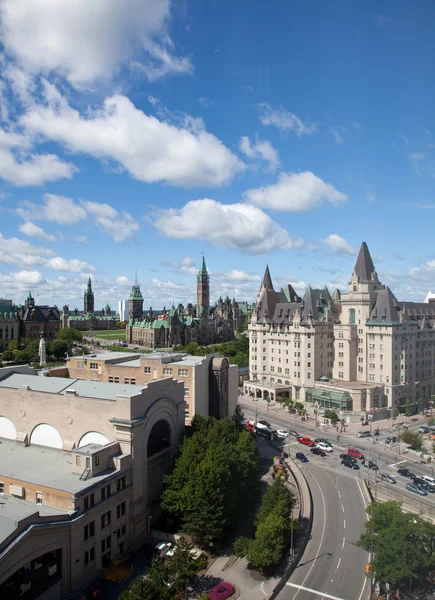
[248,242,435,419]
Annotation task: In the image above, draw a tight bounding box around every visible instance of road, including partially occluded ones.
[241,404,370,600]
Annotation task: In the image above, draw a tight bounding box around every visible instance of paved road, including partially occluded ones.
[241,404,370,600]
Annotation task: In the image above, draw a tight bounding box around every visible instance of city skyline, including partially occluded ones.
[1,1,435,308]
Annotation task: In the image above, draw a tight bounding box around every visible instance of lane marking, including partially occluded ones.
[337,490,342,499]
[342,537,345,549]
[341,503,344,512]
[336,557,341,570]
[285,583,347,600]
[343,519,346,529]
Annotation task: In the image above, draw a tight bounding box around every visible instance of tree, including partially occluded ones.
[119,555,173,600]
[392,407,399,419]
[2,350,14,362]
[401,430,423,450]
[231,404,245,431]
[56,328,83,347]
[324,409,339,422]
[168,537,199,595]
[418,397,426,414]
[294,402,304,414]
[8,340,19,351]
[49,340,68,359]
[405,399,412,417]
[357,501,435,588]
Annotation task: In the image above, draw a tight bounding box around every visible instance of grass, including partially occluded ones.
[85,330,126,340]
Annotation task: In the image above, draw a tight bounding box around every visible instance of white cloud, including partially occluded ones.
[239,136,280,171]
[44,257,93,272]
[18,194,87,225]
[21,91,244,187]
[214,270,261,283]
[76,236,87,243]
[81,201,140,242]
[153,199,303,254]
[258,103,317,136]
[198,97,215,108]
[244,171,348,212]
[322,234,358,255]
[19,221,56,242]
[0,269,47,288]
[0,0,192,86]
[307,243,318,251]
[329,126,349,144]
[163,257,198,276]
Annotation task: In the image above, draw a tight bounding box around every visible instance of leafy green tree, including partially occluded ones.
[418,397,426,414]
[392,407,399,419]
[2,350,14,362]
[231,404,245,431]
[168,537,199,594]
[405,399,412,417]
[401,430,423,450]
[8,340,19,351]
[294,402,304,414]
[49,340,68,359]
[56,328,83,347]
[324,409,339,422]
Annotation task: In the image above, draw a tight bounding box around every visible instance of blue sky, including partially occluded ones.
[0,0,435,311]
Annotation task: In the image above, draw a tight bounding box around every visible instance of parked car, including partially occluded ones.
[340,453,357,463]
[379,473,396,484]
[296,452,308,462]
[397,468,416,479]
[297,436,315,446]
[362,459,379,470]
[155,542,172,555]
[385,435,397,444]
[277,429,290,438]
[315,438,332,447]
[316,441,333,452]
[289,429,299,437]
[310,447,326,457]
[419,426,430,434]
[341,459,360,469]
[348,447,365,459]
[357,431,372,438]
[406,483,428,496]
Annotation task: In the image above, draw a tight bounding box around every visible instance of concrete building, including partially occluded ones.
[51,350,238,423]
[118,299,128,322]
[248,242,435,421]
[0,372,184,598]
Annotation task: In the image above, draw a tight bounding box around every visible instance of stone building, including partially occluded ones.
[51,350,238,424]
[62,277,116,331]
[248,242,435,420]
[126,257,244,349]
[18,292,61,341]
[0,372,184,598]
[0,299,19,346]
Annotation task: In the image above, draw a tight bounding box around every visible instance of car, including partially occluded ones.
[258,419,271,427]
[310,447,327,457]
[277,429,290,438]
[413,477,435,492]
[421,475,435,485]
[342,459,360,469]
[419,426,430,434]
[155,542,172,554]
[348,447,365,459]
[362,459,379,470]
[296,452,308,462]
[357,431,372,438]
[340,453,357,463]
[297,436,315,446]
[289,429,299,437]
[316,441,333,452]
[380,473,396,484]
[406,483,428,496]
[385,435,397,444]
[314,438,331,446]
[397,468,416,479]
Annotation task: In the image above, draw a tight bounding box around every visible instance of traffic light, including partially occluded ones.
[365,563,371,575]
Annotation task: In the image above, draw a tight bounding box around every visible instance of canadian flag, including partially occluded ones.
[157,314,167,320]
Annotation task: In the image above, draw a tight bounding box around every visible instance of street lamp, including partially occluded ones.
[314,401,319,428]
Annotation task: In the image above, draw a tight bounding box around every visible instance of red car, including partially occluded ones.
[348,447,365,459]
[297,436,315,447]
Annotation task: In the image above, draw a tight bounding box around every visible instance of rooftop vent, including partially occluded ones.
[65,389,77,395]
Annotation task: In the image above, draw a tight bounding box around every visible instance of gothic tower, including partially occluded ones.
[196,255,210,318]
[25,290,35,308]
[84,276,94,314]
[129,277,144,320]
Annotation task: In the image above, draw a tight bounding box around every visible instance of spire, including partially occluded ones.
[87,276,92,291]
[354,242,376,282]
[27,290,33,300]
[262,265,274,292]
[199,254,207,275]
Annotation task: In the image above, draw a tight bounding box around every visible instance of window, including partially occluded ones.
[124,378,130,384]
[84,521,95,541]
[84,493,95,511]
[76,455,82,466]
[144,366,151,374]
[117,501,126,519]
[178,368,188,377]
[130,378,136,385]
[121,524,126,536]
[163,368,173,375]
[184,387,190,397]
[95,455,100,466]
[101,511,111,530]
[114,377,119,383]
[0,482,4,493]
[117,477,126,491]
[90,362,98,370]
[84,551,89,566]
[90,547,95,561]
[108,376,114,383]
[101,484,110,500]
[36,492,42,504]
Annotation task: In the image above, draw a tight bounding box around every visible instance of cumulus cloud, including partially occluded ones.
[244,171,348,212]
[214,270,261,283]
[322,234,358,255]
[258,103,317,136]
[18,220,56,242]
[239,135,280,171]
[0,0,192,86]
[81,201,140,242]
[18,194,87,225]
[21,90,244,187]
[153,199,303,254]
[163,257,198,276]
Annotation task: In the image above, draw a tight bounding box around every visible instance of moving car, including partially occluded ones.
[413,477,435,492]
[277,429,290,438]
[295,452,308,462]
[341,459,360,469]
[348,447,365,459]
[316,441,333,452]
[310,447,326,457]
[385,435,397,444]
[397,468,416,479]
[406,483,428,496]
[421,475,435,485]
[340,453,357,463]
[258,419,271,427]
[289,429,299,437]
[380,473,396,484]
[419,425,430,434]
[297,436,315,447]
[357,431,372,438]
[362,459,379,470]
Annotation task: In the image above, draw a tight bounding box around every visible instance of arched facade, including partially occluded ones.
[78,431,110,448]
[0,416,16,440]
[30,424,63,449]
[147,420,171,457]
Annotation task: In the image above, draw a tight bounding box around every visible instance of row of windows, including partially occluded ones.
[83,477,126,511]
[83,525,126,567]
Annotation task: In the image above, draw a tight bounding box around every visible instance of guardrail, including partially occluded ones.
[373,483,435,521]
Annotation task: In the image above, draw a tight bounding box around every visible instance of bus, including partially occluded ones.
[255,426,277,441]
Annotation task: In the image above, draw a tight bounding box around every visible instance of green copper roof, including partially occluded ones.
[129,285,143,300]
[199,255,207,275]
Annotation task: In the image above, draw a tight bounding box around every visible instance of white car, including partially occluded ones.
[277,429,290,437]
[421,475,435,485]
[317,441,333,452]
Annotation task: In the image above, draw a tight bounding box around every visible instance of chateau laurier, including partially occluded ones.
[248,242,435,419]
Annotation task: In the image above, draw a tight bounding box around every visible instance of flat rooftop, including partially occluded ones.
[0,373,146,401]
[316,379,381,390]
[0,439,122,495]
[0,494,68,546]
[70,352,139,361]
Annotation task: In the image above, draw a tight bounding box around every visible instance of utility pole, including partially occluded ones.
[290,505,294,558]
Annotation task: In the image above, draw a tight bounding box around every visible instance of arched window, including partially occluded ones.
[147,420,171,457]
[349,309,356,324]
[0,416,16,440]
[30,424,62,449]
[79,432,110,447]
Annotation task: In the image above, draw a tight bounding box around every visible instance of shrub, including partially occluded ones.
[209,582,235,600]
